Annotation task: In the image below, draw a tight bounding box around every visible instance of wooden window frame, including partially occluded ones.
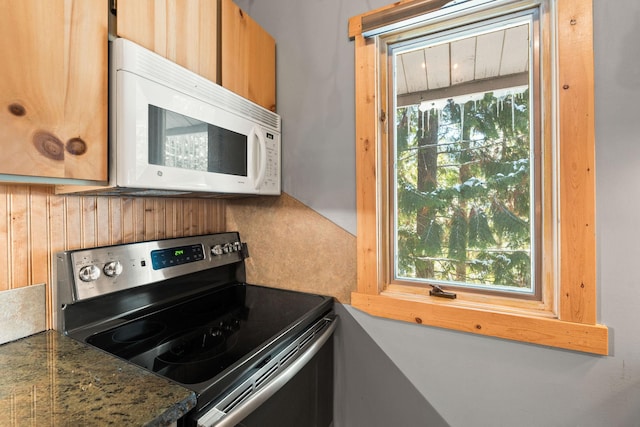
[349,0,608,355]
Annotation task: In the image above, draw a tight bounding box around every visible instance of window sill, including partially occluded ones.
[351,290,609,355]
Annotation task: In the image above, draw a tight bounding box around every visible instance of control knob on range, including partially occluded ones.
[211,244,224,256]
[103,261,123,277]
[78,265,101,282]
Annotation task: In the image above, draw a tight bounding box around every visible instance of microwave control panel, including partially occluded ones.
[262,131,280,194]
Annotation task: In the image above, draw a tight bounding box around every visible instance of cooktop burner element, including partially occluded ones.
[54,232,336,426]
[156,325,232,364]
[152,324,240,385]
[112,320,166,344]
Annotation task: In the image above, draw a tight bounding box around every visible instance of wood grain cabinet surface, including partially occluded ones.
[116,0,276,112]
[0,0,273,183]
[0,0,108,181]
[116,0,219,84]
[221,0,276,112]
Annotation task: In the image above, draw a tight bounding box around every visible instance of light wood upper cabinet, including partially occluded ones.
[221,0,276,112]
[116,0,219,83]
[116,0,276,112]
[0,0,108,181]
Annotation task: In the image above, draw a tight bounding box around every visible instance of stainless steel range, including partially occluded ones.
[53,232,336,427]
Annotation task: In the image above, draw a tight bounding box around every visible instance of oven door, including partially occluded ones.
[196,315,337,427]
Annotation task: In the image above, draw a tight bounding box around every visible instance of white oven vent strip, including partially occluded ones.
[120,38,281,131]
[197,315,337,427]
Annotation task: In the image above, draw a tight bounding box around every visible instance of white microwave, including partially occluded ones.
[63,38,281,197]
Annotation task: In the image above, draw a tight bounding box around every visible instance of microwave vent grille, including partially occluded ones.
[121,39,280,132]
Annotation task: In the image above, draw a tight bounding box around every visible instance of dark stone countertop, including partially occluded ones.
[0,330,196,426]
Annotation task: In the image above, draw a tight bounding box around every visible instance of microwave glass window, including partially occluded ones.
[148,105,248,176]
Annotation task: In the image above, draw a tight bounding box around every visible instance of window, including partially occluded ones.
[349,0,608,354]
[391,12,540,299]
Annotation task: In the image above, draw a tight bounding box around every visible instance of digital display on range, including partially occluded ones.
[151,244,205,270]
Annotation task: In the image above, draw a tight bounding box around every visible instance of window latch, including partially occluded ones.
[429,285,457,299]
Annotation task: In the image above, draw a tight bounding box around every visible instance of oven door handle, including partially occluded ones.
[197,315,338,427]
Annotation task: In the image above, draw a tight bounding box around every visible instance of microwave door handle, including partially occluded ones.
[253,127,267,190]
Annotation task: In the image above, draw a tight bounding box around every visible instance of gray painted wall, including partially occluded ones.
[237,0,640,425]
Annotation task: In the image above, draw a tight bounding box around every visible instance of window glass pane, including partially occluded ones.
[392,15,538,295]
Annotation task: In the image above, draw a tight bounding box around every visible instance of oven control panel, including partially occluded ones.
[55,232,248,303]
[150,244,206,270]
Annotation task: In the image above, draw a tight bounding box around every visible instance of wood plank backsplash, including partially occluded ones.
[0,185,226,325]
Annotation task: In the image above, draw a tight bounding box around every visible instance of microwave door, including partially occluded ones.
[149,106,210,173]
[207,126,248,178]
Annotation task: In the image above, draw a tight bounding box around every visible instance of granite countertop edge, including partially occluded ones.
[0,330,197,426]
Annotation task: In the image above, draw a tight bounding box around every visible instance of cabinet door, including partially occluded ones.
[117,0,219,83]
[221,0,276,112]
[0,0,108,180]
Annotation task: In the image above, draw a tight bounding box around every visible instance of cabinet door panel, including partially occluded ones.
[221,0,276,112]
[116,0,168,55]
[117,0,218,83]
[0,0,107,180]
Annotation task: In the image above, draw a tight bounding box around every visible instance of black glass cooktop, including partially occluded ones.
[87,283,332,387]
